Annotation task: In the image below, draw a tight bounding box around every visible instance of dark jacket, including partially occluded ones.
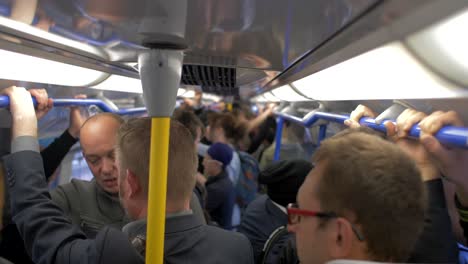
[41,130,78,177]
[0,257,12,264]
[0,130,77,264]
[3,151,254,264]
[408,179,459,263]
[238,195,288,262]
[50,179,129,238]
[205,171,236,229]
[123,214,255,264]
[456,195,468,242]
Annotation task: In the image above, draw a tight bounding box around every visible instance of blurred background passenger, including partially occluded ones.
[238,159,312,262]
[203,143,236,230]
[260,107,308,170]
[202,112,244,227]
[0,163,14,264]
[172,108,208,224]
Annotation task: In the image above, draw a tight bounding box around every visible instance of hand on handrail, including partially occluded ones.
[68,94,87,139]
[1,86,37,139]
[28,88,53,120]
[418,111,468,206]
[345,105,439,182]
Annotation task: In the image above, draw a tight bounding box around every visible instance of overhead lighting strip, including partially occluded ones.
[293,42,463,100]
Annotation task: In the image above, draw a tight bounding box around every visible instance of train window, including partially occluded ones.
[70,151,94,182]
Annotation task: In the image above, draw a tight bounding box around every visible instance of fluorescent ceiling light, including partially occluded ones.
[177,88,187,96]
[270,85,310,101]
[203,93,221,102]
[92,75,142,93]
[92,75,188,95]
[406,8,468,86]
[262,92,281,102]
[293,42,463,100]
[181,90,195,98]
[0,16,103,56]
[0,49,107,86]
[251,95,267,103]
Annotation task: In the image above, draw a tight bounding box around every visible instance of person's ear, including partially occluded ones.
[213,160,223,171]
[126,169,141,198]
[329,218,353,259]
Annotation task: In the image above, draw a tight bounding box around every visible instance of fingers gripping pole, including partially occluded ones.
[147,117,170,264]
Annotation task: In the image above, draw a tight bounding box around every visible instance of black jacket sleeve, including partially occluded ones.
[40,130,78,180]
[0,131,76,263]
[455,195,468,243]
[408,179,459,263]
[2,151,142,264]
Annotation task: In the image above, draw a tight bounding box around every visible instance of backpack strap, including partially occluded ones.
[259,226,289,264]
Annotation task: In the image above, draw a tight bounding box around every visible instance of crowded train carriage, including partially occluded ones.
[0,0,468,263]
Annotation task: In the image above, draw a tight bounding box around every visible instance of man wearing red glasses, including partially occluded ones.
[287,127,426,264]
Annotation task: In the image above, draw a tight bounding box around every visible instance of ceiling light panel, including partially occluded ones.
[293,42,463,100]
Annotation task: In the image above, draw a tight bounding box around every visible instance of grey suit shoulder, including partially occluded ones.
[50,179,128,237]
[164,214,254,264]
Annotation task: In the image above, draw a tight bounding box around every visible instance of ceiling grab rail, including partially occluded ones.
[0,95,147,115]
[272,110,468,161]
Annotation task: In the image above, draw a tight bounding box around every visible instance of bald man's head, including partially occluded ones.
[80,113,123,194]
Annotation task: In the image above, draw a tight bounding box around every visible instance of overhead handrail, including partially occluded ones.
[0,95,146,115]
[273,111,468,160]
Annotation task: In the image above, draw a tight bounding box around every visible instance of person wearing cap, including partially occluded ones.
[203,142,236,230]
[238,159,313,262]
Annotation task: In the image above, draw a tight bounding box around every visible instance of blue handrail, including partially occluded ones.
[0,95,146,116]
[318,124,327,146]
[273,111,468,161]
[273,117,284,161]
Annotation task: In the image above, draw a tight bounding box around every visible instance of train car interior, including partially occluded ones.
[0,0,468,263]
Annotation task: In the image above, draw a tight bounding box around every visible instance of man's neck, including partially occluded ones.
[129,199,190,221]
[166,199,191,214]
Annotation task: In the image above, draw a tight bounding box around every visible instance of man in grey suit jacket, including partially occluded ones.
[50,113,130,238]
[2,86,254,264]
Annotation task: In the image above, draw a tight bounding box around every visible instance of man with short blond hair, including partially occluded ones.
[288,128,426,264]
[116,118,255,262]
[116,118,198,218]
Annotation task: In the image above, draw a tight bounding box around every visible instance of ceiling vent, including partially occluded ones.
[181,65,237,96]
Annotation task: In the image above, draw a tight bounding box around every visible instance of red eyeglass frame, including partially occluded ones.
[287,203,337,225]
[287,203,365,241]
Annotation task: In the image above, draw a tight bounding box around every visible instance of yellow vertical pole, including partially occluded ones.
[146,117,170,264]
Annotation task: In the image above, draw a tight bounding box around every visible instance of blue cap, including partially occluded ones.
[207,143,233,169]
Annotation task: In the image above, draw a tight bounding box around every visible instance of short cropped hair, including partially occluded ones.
[172,109,205,141]
[116,118,197,203]
[312,128,426,262]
